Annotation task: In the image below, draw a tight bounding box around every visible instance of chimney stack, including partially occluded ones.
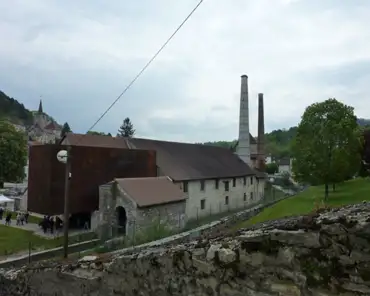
[257,93,265,171]
[237,75,251,166]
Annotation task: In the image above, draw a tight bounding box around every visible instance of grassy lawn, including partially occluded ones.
[0,225,97,257]
[8,212,43,224]
[237,178,370,228]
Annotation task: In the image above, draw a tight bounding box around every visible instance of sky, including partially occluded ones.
[0,0,369,143]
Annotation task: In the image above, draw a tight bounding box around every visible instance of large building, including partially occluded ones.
[58,74,266,235]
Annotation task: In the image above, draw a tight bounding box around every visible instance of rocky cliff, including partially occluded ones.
[2,202,370,295]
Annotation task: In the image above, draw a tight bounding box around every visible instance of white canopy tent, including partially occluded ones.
[0,195,15,211]
[0,195,12,204]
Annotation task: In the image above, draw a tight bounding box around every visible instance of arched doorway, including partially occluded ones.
[115,206,127,235]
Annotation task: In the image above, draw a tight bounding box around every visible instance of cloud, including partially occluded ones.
[0,0,369,142]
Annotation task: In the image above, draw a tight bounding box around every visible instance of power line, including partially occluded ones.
[71,0,204,145]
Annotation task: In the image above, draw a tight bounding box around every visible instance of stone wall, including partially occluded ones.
[136,201,186,233]
[3,202,370,295]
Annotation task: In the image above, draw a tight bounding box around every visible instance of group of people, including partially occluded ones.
[0,207,29,226]
[39,215,63,234]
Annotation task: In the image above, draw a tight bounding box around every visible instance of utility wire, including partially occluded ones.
[71,0,204,145]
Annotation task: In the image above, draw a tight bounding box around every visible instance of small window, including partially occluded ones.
[243,177,246,185]
[225,196,229,205]
[243,193,247,201]
[250,177,254,185]
[232,178,236,187]
[200,199,206,210]
[224,181,229,192]
[200,180,205,191]
[215,179,219,189]
[250,192,254,200]
[183,181,188,193]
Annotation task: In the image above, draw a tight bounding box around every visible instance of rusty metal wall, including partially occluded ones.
[28,145,157,215]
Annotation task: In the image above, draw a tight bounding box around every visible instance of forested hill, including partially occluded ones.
[204,119,369,159]
[0,90,34,126]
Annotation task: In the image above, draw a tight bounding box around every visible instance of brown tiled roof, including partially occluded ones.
[44,122,57,130]
[62,133,129,148]
[279,157,291,166]
[127,137,255,181]
[115,176,186,207]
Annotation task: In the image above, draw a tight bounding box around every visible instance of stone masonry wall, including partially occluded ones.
[136,201,186,233]
[3,202,370,295]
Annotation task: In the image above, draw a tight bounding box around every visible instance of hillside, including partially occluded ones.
[205,119,369,159]
[0,91,34,126]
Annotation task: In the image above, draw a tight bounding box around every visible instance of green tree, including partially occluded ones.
[292,98,361,200]
[0,121,28,188]
[117,117,135,137]
[265,162,278,174]
[61,122,72,138]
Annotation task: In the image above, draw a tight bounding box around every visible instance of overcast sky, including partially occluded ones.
[0,0,369,143]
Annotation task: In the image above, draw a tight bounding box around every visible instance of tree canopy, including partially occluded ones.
[117,117,135,137]
[291,98,362,199]
[0,121,28,188]
[359,129,370,177]
[0,91,34,126]
[61,122,72,138]
[265,162,279,174]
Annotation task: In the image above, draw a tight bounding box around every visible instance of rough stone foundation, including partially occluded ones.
[2,202,370,295]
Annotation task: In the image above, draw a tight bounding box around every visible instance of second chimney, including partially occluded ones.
[257,93,265,171]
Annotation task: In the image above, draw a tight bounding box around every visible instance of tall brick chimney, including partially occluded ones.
[237,75,251,166]
[257,93,265,171]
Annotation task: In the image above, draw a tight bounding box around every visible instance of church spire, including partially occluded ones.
[38,99,43,113]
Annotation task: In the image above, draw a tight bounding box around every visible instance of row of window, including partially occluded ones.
[183,177,254,193]
[200,192,254,210]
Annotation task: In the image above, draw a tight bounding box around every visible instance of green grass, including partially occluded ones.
[8,212,43,224]
[0,225,97,256]
[237,178,370,228]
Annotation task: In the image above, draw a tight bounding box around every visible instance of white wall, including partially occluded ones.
[177,176,265,220]
[279,165,291,174]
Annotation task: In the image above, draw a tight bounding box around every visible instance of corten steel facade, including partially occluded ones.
[28,144,156,215]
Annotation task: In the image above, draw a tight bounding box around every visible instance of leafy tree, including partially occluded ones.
[61,122,72,138]
[292,98,361,200]
[359,129,370,177]
[0,121,28,188]
[266,162,279,174]
[117,117,135,137]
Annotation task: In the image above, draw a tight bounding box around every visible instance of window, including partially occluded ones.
[224,181,229,192]
[250,192,254,200]
[243,177,246,186]
[200,199,206,210]
[215,179,219,189]
[200,180,205,191]
[225,196,229,205]
[183,181,188,193]
[232,178,236,187]
[243,193,247,201]
[250,177,254,185]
